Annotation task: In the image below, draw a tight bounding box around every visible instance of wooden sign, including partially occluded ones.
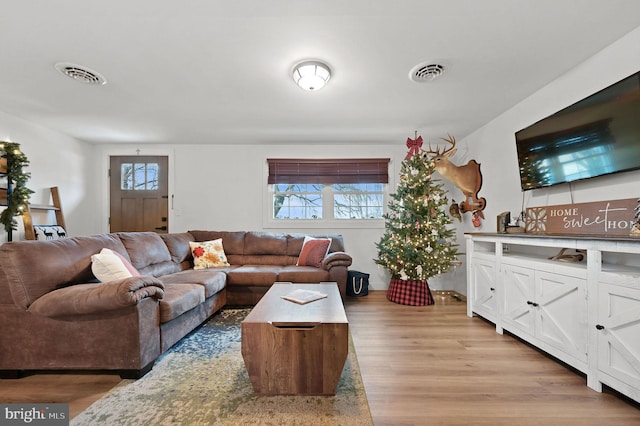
[525,198,638,236]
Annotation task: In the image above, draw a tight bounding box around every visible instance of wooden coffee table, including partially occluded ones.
[241,282,349,395]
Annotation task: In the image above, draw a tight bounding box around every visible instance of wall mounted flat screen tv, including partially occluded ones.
[515,71,640,191]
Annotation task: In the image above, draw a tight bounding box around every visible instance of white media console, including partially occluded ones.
[466,232,640,403]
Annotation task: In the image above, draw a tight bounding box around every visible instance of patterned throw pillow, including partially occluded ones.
[91,248,140,282]
[189,239,230,269]
[34,225,67,240]
[296,236,332,268]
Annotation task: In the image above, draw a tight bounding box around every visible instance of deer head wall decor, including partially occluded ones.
[422,134,486,213]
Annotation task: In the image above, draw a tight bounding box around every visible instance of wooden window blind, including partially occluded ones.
[267,158,390,184]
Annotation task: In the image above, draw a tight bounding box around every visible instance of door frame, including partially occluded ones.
[99,146,175,234]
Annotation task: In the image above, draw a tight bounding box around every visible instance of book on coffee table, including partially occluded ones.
[281,288,328,305]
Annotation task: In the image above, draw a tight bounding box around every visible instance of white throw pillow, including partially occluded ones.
[91,248,140,282]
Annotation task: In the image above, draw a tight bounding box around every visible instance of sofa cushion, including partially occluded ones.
[118,232,172,270]
[0,233,128,309]
[160,232,194,264]
[138,261,182,278]
[244,232,287,255]
[226,265,281,286]
[28,276,165,319]
[237,255,291,266]
[277,265,330,284]
[159,270,227,298]
[0,269,13,305]
[296,236,331,268]
[91,248,140,282]
[188,231,246,256]
[159,283,205,323]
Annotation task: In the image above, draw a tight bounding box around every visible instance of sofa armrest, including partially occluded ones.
[27,276,165,319]
[321,251,353,270]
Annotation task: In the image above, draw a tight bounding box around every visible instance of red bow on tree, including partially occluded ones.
[405,135,423,160]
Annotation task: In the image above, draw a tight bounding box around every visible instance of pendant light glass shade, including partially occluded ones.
[292,61,331,91]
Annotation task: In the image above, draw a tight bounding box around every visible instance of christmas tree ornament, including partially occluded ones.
[405,131,424,160]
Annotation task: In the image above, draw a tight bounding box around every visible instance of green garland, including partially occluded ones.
[0,142,34,233]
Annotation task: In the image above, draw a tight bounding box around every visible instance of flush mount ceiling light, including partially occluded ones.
[292,60,331,91]
[409,62,446,83]
[54,62,107,85]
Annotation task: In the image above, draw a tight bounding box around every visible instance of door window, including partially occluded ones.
[120,162,159,190]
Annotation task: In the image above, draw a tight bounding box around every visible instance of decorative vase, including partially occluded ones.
[386,278,435,306]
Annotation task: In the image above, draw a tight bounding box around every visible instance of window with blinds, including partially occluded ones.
[267,158,390,221]
[267,158,389,184]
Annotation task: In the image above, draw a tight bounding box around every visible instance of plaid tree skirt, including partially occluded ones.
[386,278,435,306]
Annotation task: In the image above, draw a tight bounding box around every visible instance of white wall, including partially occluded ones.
[0,111,100,244]
[441,26,640,295]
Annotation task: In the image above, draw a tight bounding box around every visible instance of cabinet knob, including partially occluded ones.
[595,324,605,330]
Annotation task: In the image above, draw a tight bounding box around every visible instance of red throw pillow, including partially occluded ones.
[297,237,331,268]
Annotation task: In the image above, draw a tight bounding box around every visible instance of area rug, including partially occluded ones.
[72,309,372,425]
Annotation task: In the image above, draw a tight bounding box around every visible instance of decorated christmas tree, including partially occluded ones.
[375,141,458,305]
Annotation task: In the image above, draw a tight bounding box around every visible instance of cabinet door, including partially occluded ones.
[502,264,535,336]
[535,271,587,362]
[469,258,498,321]
[597,282,640,390]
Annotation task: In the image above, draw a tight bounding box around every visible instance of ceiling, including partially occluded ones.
[2,1,640,146]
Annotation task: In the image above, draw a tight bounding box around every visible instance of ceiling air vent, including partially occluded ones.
[409,62,445,83]
[54,62,107,85]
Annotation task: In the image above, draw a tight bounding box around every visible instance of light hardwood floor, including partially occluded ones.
[347,291,640,425]
[1,290,639,424]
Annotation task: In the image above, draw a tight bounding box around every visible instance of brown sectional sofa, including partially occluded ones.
[0,230,351,379]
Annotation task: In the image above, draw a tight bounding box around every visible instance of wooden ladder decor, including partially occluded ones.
[23,186,66,241]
